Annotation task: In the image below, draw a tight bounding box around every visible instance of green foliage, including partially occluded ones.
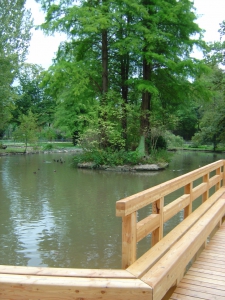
[73,149,141,167]
[13,111,38,152]
[34,0,209,156]
[165,131,184,149]
[146,127,168,154]
[40,127,57,141]
[0,0,32,130]
[13,63,56,128]
[42,143,54,151]
[191,66,225,151]
[147,149,172,164]
[173,104,201,140]
[0,143,7,149]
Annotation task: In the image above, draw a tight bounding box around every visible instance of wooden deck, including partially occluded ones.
[170,222,225,300]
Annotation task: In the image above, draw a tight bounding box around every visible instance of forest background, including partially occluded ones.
[1,0,225,166]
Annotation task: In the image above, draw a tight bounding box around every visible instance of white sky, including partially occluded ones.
[25,0,225,69]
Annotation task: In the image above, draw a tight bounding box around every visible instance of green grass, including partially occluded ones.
[0,140,79,153]
[45,142,76,148]
[0,147,25,154]
[184,145,225,152]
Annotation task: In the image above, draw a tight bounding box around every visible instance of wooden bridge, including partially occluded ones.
[0,159,225,299]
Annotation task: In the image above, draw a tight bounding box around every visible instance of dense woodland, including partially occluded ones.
[1,0,225,164]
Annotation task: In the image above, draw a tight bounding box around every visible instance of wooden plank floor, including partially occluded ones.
[170,222,225,300]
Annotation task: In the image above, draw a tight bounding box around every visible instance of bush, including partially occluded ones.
[73,149,141,167]
[165,131,184,148]
[146,149,172,164]
[0,143,7,149]
[42,143,54,151]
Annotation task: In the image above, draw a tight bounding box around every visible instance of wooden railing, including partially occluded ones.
[116,159,225,269]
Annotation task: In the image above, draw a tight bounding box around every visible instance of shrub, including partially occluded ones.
[73,149,141,167]
[165,131,184,148]
[42,143,54,151]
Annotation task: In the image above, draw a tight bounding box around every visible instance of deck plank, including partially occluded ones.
[170,221,225,299]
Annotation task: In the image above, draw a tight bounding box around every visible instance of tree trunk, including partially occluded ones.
[99,28,108,148]
[102,28,108,97]
[140,56,151,155]
[121,53,129,149]
[119,11,130,150]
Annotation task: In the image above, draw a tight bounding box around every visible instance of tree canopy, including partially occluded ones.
[0,0,32,132]
[2,0,225,159]
[34,0,209,153]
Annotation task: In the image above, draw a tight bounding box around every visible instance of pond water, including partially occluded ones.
[0,150,224,269]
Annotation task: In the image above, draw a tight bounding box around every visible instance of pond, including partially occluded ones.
[0,150,224,269]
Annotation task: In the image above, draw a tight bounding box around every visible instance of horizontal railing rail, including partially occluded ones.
[116,159,225,268]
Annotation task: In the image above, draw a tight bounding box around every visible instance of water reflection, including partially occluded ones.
[0,151,224,268]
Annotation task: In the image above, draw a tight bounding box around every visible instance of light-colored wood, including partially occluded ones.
[0,274,152,300]
[209,174,222,189]
[184,183,192,218]
[176,281,225,296]
[170,223,225,300]
[192,258,225,270]
[0,265,135,278]
[141,199,225,300]
[182,277,225,290]
[184,273,225,286]
[203,174,209,202]
[170,288,222,300]
[216,167,221,191]
[189,241,206,268]
[190,266,225,277]
[223,160,225,186]
[170,293,204,300]
[151,198,164,246]
[122,212,137,269]
[127,188,225,278]
[136,214,160,242]
[163,194,190,223]
[199,249,225,262]
[116,160,224,217]
[192,183,207,202]
[117,160,225,269]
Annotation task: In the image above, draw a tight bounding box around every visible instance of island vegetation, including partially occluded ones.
[1,0,225,167]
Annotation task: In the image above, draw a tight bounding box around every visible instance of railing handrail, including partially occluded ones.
[116,160,224,216]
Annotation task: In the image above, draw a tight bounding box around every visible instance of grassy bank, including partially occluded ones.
[180,144,225,152]
[0,141,78,154]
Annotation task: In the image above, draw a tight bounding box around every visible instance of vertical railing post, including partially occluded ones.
[184,182,193,218]
[216,166,221,191]
[223,160,225,187]
[203,173,209,202]
[151,197,164,247]
[122,211,137,269]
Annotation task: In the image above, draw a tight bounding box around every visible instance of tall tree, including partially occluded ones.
[0,0,32,131]
[126,0,208,153]
[36,0,208,153]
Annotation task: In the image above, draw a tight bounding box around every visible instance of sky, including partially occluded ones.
[25,0,225,69]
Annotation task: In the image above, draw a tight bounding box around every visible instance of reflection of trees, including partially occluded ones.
[1,155,56,266]
[37,164,160,268]
[0,158,29,266]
